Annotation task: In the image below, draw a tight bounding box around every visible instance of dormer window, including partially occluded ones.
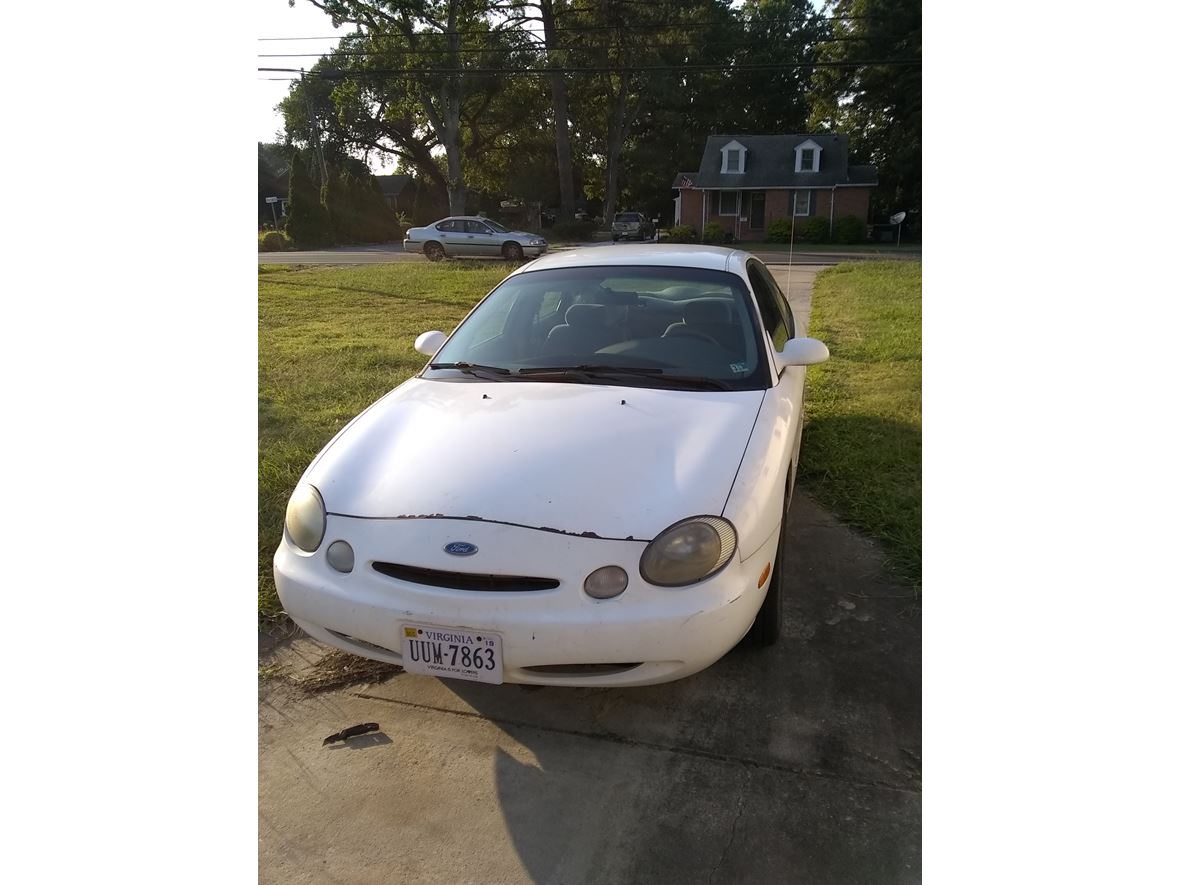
[794,139,822,173]
[720,139,747,174]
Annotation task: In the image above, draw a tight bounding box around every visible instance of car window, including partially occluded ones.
[436,219,457,232]
[764,269,796,340]
[746,260,789,353]
[616,213,640,222]
[429,265,772,391]
[465,220,492,235]
[484,219,508,233]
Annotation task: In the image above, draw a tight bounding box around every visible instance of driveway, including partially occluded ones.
[258,265,920,884]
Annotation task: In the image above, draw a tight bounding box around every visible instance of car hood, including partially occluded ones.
[305,377,765,540]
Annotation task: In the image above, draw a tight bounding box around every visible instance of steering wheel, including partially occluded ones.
[667,327,721,346]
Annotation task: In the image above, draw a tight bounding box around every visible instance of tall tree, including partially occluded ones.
[808,0,922,216]
[298,0,531,214]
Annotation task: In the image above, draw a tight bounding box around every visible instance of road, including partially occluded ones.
[258,266,921,883]
[258,242,919,267]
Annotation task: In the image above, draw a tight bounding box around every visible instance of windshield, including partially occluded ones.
[427,265,770,391]
[484,219,508,233]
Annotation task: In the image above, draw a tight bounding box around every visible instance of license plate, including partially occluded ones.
[400,623,504,684]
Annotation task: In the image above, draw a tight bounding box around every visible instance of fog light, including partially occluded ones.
[584,565,628,599]
[326,540,354,573]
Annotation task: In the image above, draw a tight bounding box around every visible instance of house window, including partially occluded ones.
[719,191,740,215]
[800,148,815,170]
[793,191,811,216]
[721,141,746,174]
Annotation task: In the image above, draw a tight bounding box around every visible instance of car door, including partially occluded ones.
[434,219,462,254]
[747,259,805,475]
[464,220,500,257]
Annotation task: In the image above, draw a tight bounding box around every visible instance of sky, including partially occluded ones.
[256,0,356,145]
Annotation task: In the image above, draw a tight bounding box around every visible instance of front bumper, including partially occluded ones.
[274,515,775,687]
[521,242,548,257]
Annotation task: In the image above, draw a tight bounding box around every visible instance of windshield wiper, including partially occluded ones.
[427,361,512,380]
[517,365,731,390]
[517,364,665,377]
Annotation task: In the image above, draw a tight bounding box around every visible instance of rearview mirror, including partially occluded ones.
[414,330,447,356]
[775,337,829,369]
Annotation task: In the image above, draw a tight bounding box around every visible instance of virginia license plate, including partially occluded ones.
[400,623,504,684]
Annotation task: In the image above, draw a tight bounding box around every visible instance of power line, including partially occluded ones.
[256,13,891,41]
[259,59,920,78]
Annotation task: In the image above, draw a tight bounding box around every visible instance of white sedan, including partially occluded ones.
[274,245,829,687]
[403,216,548,261]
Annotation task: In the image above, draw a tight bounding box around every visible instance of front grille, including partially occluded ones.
[372,562,559,592]
[522,663,641,676]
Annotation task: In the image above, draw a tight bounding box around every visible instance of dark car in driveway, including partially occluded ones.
[612,212,655,242]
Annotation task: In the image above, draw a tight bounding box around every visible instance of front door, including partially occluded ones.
[750,192,766,230]
[465,220,500,256]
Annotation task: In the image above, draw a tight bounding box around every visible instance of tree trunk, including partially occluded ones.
[540,1,576,223]
[602,72,631,228]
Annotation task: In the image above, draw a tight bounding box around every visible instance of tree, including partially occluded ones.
[297,0,535,214]
[808,0,922,217]
[286,149,333,247]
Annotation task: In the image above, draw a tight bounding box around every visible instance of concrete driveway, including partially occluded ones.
[258,265,920,884]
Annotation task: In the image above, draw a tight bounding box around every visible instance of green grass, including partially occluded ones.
[258,261,513,623]
[747,242,921,254]
[799,261,922,589]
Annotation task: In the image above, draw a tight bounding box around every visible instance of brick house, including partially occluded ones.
[672,134,877,241]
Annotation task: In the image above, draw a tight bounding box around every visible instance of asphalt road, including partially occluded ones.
[258,242,918,267]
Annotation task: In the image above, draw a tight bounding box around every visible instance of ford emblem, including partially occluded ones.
[444,541,478,556]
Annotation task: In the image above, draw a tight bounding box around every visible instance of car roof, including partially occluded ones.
[509,244,752,277]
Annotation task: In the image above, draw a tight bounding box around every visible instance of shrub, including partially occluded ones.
[258,230,289,252]
[832,215,868,245]
[665,224,697,243]
[702,221,726,244]
[765,218,793,243]
[549,220,597,241]
[797,217,830,244]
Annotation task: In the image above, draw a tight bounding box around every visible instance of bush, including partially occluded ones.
[832,215,868,245]
[258,230,290,252]
[765,218,793,243]
[665,224,697,243]
[549,220,597,241]
[797,217,829,244]
[702,221,726,244]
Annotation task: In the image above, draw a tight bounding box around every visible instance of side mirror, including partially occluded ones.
[414,330,447,356]
[775,337,829,369]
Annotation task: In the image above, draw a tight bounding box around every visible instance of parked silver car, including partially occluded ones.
[404,216,548,261]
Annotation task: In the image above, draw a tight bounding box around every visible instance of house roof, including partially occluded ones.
[671,171,698,189]
[373,173,413,197]
[688,134,878,189]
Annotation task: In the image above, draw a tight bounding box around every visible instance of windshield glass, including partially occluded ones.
[427,265,770,390]
[484,219,508,233]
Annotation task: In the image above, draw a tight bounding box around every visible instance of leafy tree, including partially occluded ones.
[286,150,333,247]
[808,0,921,217]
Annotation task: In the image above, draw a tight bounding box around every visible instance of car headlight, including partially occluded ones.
[284,483,326,552]
[527,238,546,246]
[639,516,737,587]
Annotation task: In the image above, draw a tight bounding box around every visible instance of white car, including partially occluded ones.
[274,245,829,687]
[403,216,548,261]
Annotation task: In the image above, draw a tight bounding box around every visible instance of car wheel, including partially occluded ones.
[503,242,524,261]
[748,476,791,647]
[612,235,619,242]
[423,241,444,262]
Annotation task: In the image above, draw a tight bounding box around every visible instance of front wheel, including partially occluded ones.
[423,241,445,262]
[503,242,524,261]
[748,473,791,647]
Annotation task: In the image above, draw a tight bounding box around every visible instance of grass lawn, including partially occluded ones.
[799,261,922,589]
[749,242,921,254]
[258,261,512,623]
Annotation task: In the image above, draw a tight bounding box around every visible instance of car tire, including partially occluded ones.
[503,242,524,261]
[748,473,791,647]
[612,236,619,242]
[423,241,445,261]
